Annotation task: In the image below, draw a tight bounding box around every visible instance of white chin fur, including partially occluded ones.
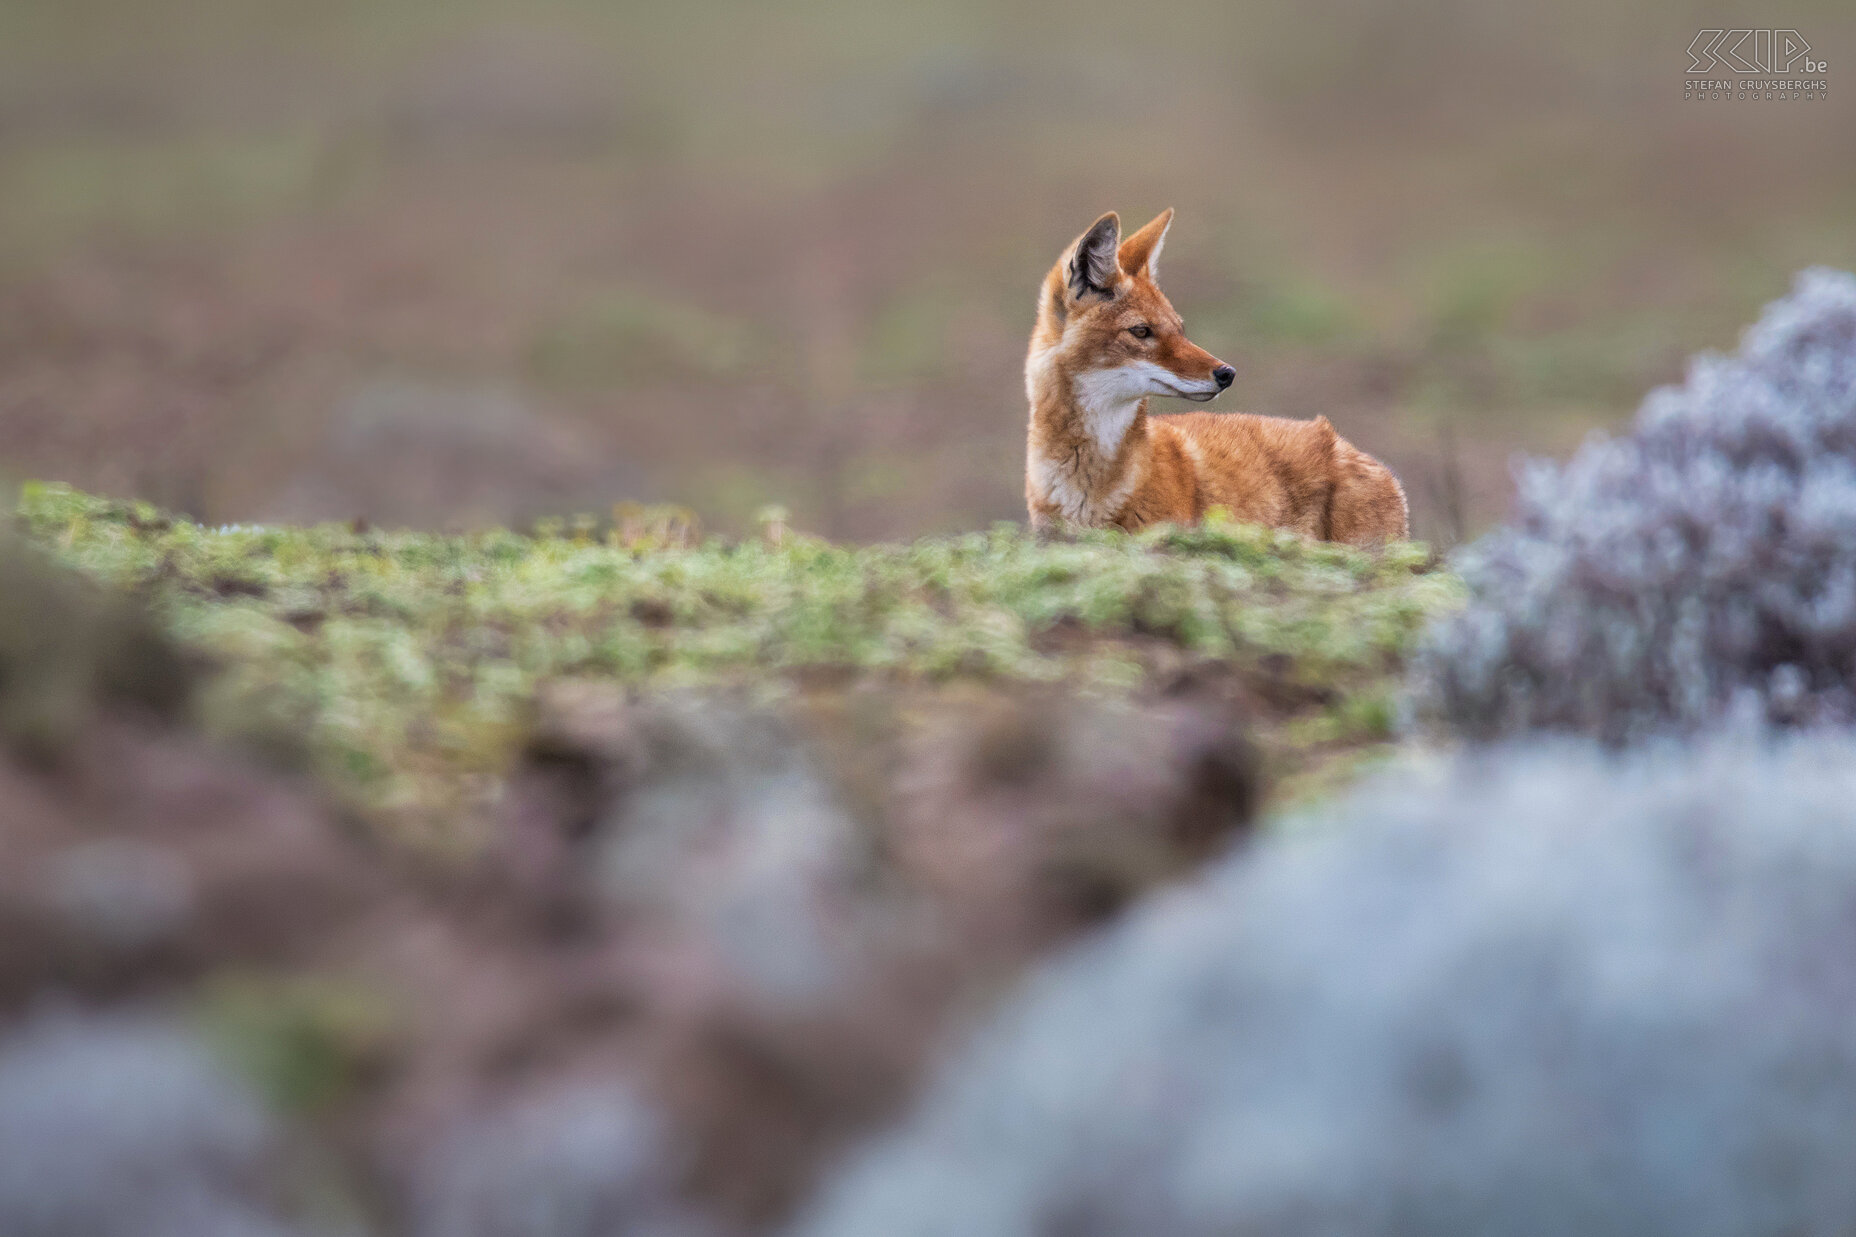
[1076,361,1214,409]
[1070,363,1220,452]
[1083,364,1215,398]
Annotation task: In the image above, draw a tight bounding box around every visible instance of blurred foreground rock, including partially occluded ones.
[481,680,1259,1227]
[0,1013,314,1237]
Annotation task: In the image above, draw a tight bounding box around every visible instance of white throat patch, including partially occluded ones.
[1071,363,1184,455]
[1024,353,1198,526]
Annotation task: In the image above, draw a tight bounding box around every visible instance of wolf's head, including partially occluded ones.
[1027,209,1234,409]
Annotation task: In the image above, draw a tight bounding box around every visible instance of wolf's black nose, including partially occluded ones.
[1213,365,1235,389]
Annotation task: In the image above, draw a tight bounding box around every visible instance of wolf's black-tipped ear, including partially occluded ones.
[1067,212,1121,300]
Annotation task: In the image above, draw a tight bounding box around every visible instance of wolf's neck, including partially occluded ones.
[1025,351,1151,523]
[1069,369,1149,456]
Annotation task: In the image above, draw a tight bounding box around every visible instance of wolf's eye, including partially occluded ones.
[1128,325,1152,339]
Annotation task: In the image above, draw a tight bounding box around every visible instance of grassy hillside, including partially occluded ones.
[17,482,1460,842]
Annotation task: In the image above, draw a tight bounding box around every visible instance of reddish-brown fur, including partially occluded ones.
[1024,209,1408,544]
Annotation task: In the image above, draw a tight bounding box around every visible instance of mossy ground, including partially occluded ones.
[17,483,1461,845]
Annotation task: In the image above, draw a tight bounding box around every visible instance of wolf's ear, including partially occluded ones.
[1118,208,1173,281]
[1066,212,1122,300]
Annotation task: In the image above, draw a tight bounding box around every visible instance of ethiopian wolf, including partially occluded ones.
[1024,209,1407,543]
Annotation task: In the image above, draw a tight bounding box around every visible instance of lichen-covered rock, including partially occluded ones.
[795,735,1856,1237]
[1416,268,1856,740]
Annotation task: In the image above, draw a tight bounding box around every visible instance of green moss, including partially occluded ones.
[18,483,1462,838]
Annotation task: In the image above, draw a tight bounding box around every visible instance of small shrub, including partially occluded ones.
[1416,267,1856,741]
[796,734,1856,1237]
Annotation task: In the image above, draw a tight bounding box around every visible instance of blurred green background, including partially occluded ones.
[1,0,1851,544]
